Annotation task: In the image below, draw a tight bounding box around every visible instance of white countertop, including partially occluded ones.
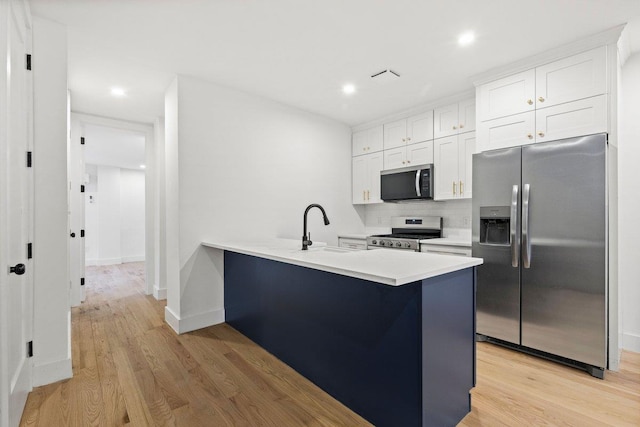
[419,237,472,247]
[202,238,482,286]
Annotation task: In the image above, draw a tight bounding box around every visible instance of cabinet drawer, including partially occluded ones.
[421,245,471,257]
[535,95,607,143]
[338,238,367,250]
[478,111,535,152]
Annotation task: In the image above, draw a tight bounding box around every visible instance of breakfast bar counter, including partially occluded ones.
[200,239,482,427]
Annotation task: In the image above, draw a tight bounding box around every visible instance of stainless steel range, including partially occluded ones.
[367,216,443,251]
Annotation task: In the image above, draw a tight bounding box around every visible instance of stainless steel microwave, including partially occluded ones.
[380,164,434,202]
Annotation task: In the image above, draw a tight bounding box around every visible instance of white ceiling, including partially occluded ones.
[83,124,146,170]
[30,0,640,127]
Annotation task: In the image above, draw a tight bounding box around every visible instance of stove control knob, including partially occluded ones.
[404,242,412,249]
[371,240,377,245]
[395,242,402,247]
[387,241,394,247]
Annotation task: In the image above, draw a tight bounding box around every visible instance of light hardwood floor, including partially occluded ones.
[21,262,640,426]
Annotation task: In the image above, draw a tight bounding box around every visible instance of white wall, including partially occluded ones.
[619,52,640,353]
[32,16,72,386]
[85,165,145,265]
[164,75,365,332]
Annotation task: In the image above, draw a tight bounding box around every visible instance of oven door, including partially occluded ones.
[380,164,433,201]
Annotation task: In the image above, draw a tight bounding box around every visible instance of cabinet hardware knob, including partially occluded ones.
[527,99,533,105]
[527,134,533,139]
[402,161,406,164]
[538,96,545,102]
[407,137,411,141]
[452,125,457,130]
[538,131,545,137]
[402,138,406,142]
[460,181,464,195]
[367,190,370,200]
[407,160,410,163]
[459,124,464,128]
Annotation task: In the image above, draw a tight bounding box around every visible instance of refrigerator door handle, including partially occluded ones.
[415,170,421,197]
[522,183,531,268]
[510,185,519,267]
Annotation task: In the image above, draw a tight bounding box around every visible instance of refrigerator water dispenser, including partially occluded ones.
[479,206,510,245]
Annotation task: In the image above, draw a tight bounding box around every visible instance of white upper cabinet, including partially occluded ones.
[352,152,383,204]
[352,125,383,156]
[384,111,434,150]
[384,141,433,170]
[434,99,475,139]
[406,111,434,144]
[434,132,475,200]
[479,69,536,121]
[383,119,408,149]
[476,46,608,152]
[535,46,606,109]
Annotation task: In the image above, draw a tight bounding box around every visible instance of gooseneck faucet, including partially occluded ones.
[302,204,330,250]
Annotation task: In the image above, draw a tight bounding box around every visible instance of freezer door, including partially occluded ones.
[521,134,606,367]
[472,147,521,344]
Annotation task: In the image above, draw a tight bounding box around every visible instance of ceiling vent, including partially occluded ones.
[371,69,400,83]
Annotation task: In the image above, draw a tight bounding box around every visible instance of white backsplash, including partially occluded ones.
[363,199,472,238]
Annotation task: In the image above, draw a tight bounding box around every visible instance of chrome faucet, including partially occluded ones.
[302,204,330,250]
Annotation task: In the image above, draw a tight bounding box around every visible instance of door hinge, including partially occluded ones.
[80,229,85,237]
[26,54,31,70]
[81,137,85,145]
[80,277,85,286]
[27,151,32,167]
[27,243,33,259]
[27,341,33,358]
[80,185,85,193]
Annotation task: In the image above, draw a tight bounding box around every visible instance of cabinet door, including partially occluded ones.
[406,111,433,143]
[478,70,535,121]
[383,146,407,170]
[352,130,368,156]
[535,95,607,143]
[352,156,367,204]
[434,136,459,200]
[367,125,384,153]
[406,140,433,166]
[458,133,476,199]
[535,46,606,108]
[434,103,459,139]
[367,152,384,203]
[458,98,476,133]
[477,111,535,152]
[383,119,407,149]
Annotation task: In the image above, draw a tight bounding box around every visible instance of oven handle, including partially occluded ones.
[415,169,421,197]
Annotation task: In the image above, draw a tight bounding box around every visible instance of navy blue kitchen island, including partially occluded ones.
[223,249,478,427]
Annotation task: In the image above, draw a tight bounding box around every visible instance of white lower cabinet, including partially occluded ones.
[434,132,475,200]
[421,244,471,257]
[352,152,383,204]
[383,140,433,170]
[338,237,367,250]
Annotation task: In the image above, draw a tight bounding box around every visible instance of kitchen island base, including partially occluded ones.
[224,251,476,427]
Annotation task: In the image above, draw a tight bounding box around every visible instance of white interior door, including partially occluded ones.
[1,1,33,425]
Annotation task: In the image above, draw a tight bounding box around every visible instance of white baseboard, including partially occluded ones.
[122,255,145,263]
[33,357,72,387]
[153,285,167,300]
[622,332,640,353]
[164,306,225,334]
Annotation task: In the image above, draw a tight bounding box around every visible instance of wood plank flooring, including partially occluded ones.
[20,262,640,426]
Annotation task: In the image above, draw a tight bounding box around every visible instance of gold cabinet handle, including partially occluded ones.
[527,134,533,139]
[402,161,406,164]
[366,190,370,200]
[538,96,545,102]
[452,125,457,130]
[406,160,410,164]
[363,190,366,201]
[407,137,411,141]
[460,181,464,195]
[538,131,545,137]
[527,99,533,105]
[402,138,406,142]
[453,181,456,195]
[459,124,464,129]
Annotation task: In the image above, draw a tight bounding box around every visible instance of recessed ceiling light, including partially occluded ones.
[342,84,356,95]
[458,31,475,46]
[140,164,146,169]
[110,87,126,97]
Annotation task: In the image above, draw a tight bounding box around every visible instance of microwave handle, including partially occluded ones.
[415,170,421,197]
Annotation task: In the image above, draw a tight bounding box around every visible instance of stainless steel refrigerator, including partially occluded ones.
[472,133,607,378]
